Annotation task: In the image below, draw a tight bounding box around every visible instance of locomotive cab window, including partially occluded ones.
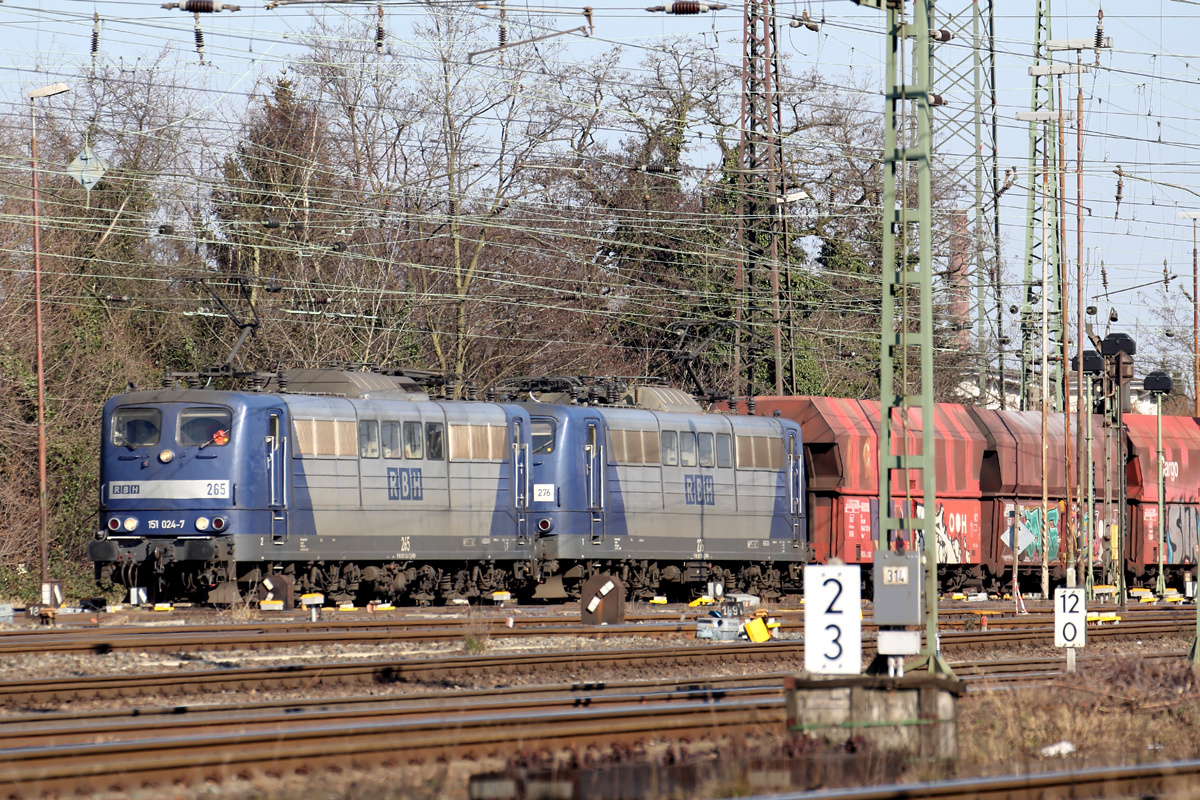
[679,431,697,467]
[532,419,555,454]
[179,408,232,447]
[660,431,678,466]
[716,433,732,468]
[381,421,401,458]
[358,420,379,458]
[112,407,162,448]
[404,421,424,459]
[697,432,715,467]
[425,422,445,461]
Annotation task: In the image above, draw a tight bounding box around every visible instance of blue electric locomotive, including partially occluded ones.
[89,370,807,604]
[522,397,806,599]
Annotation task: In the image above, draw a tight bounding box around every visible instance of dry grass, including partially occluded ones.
[959,657,1200,774]
[462,604,494,655]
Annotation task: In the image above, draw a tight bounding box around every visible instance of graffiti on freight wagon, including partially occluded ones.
[1141,506,1200,564]
[888,500,979,564]
[1001,502,1063,563]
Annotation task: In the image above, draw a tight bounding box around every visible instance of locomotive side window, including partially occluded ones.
[661,431,678,466]
[403,421,424,459]
[716,433,732,468]
[381,421,401,458]
[608,429,662,465]
[679,431,697,467]
[532,420,555,454]
[449,424,508,461]
[426,422,445,461]
[697,433,715,467]
[112,407,162,448]
[358,420,379,459]
[178,408,232,447]
[735,434,785,469]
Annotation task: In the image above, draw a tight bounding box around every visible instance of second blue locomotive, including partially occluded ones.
[89,370,805,604]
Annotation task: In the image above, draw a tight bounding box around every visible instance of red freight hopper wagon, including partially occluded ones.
[966,409,1073,587]
[751,397,986,590]
[1122,414,1200,579]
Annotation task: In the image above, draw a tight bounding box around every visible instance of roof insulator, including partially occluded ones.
[161,1,241,11]
[646,1,726,13]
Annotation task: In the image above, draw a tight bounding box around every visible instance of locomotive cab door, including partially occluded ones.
[786,429,802,548]
[512,418,530,544]
[585,418,606,544]
[267,410,288,543]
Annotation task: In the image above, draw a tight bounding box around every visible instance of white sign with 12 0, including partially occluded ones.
[1054,587,1086,648]
[804,565,862,675]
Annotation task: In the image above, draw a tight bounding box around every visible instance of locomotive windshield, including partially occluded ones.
[112,408,162,448]
[179,407,233,447]
[532,419,555,454]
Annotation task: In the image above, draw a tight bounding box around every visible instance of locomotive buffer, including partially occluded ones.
[868,549,924,677]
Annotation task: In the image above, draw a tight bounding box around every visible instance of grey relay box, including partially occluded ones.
[872,550,923,626]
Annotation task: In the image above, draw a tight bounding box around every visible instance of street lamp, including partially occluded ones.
[1071,349,1105,596]
[28,81,69,607]
[1144,371,1173,599]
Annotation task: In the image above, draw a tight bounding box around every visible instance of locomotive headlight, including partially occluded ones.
[123,517,139,532]
[159,449,175,463]
[195,516,210,532]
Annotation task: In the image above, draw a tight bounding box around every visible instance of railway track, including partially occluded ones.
[0,604,1192,656]
[0,617,1186,706]
[743,758,1200,800]
[0,648,1183,799]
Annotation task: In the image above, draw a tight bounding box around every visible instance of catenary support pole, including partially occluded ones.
[1041,118,1051,600]
[872,0,950,677]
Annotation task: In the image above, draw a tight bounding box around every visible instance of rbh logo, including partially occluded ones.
[111,484,140,495]
[684,474,715,506]
[387,467,423,501]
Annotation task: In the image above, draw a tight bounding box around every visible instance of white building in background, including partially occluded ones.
[955,372,1167,415]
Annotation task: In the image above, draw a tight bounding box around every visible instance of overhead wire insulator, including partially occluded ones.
[1113,166,1123,219]
[92,12,100,63]
[193,12,205,63]
[637,164,674,174]
[789,10,818,31]
[1095,9,1105,66]
[162,1,241,10]
[930,29,952,43]
[646,1,726,13]
[376,5,385,54]
[499,24,507,45]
